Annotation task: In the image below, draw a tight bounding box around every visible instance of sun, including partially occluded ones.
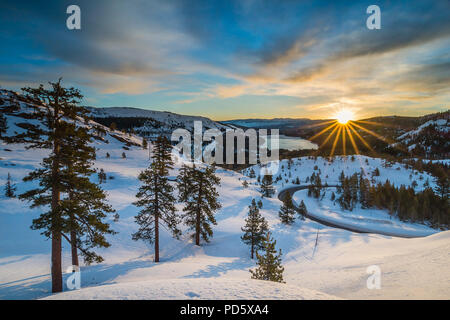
[336,109,354,125]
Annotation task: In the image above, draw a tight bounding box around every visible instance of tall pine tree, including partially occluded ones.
[133,135,180,262]
[15,80,117,290]
[16,79,88,293]
[241,199,269,259]
[178,164,221,245]
[58,122,117,266]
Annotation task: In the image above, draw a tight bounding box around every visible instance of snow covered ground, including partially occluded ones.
[291,188,436,237]
[42,278,338,300]
[0,96,449,300]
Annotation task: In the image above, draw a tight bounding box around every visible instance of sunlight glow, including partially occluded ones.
[336,110,354,125]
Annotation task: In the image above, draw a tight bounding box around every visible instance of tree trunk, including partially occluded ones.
[155,213,159,262]
[195,211,200,246]
[51,230,62,293]
[251,237,254,259]
[195,177,203,246]
[70,226,79,266]
[51,115,62,293]
[51,184,62,293]
[68,192,79,267]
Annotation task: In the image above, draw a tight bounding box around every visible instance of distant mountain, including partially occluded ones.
[222,118,325,129]
[88,106,232,139]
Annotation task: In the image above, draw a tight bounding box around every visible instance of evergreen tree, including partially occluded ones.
[260,174,275,198]
[297,200,307,220]
[279,192,295,225]
[257,199,263,209]
[177,163,192,199]
[242,180,249,188]
[142,137,148,150]
[178,164,222,245]
[241,199,269,259]
[435,167,448,200]
[122,152,126,159]
[250,232,285,283]
[16,79,90,292]
[59,125,117,266]
[132,135,180,262]
[248,168,256,178]
[98,168,107,184]
[4,172,16,198]
[0,113,7,138]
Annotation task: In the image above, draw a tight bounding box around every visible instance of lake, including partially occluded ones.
[267,134,318,151]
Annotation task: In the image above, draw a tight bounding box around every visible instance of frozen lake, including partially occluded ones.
[267,134,318,151]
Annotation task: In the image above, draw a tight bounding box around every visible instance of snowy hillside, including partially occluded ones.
[88,106,231,139]
[392,116,450,157]
[0,90,449,300]
[243,156,440,237]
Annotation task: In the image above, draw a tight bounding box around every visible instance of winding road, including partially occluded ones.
[278,185,433,238]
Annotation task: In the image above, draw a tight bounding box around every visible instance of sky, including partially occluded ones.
[0,0,449,121]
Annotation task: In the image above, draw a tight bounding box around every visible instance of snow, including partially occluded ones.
[0,92,449,300]
[42,278,338,300]
[244,155,437,193]
[292,189,436,237]
[398,118,449,141]
[88,106,231,138]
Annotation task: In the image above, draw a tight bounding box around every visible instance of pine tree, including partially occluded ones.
[142,137,148,150]
[257,199,263,209]
[59,125,117,266]
[250,232,285,283]
[260,174,275,198]
[249,168,256,178]
[98,168,107,184]
[133,135,180,262]
[16,79,90,293]
[0,113,7,138]
[435,167,448,200]
[297,200,307,220]
[4,172,16,198]
[241,199,269,259]
[242,180,249,188]
[178,164,222,245]
[279,192,295,225]
[122,152,126,159]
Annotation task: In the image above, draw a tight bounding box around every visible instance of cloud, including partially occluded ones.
[0,0,448,118]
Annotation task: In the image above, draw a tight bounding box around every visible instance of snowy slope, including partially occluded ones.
[392,116,450,156]
[244,155,438,193]
[398,118,449,142]
[42,278,338,300]
[0,90,449,300]
[88,106,231,139]
[243,156,439,237]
